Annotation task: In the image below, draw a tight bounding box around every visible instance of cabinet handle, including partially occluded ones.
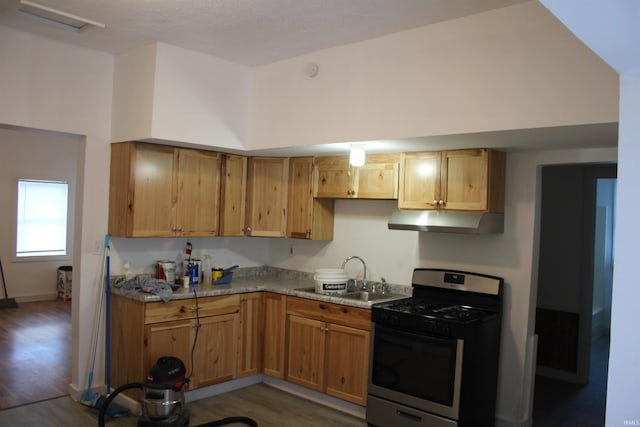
[438,200,445,206]
[245,227,252,233]
[172,227,177,232]
[432,200,438,206]
[320,327,329,332]
[190,306,199,313]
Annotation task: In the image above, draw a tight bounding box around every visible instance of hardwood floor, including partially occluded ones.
[0,383,367,426]
[532,335,610,426]
[0,299,72,410]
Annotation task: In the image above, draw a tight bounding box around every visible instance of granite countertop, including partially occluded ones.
[111,266,411,309]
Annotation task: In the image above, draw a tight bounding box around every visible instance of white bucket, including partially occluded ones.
[314,268,348,294]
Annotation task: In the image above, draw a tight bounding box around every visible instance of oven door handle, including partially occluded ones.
[396,409,422,423]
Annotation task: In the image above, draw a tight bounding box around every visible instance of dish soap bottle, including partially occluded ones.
[202,255,212,285]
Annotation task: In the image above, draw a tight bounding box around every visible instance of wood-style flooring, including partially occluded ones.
[0,299,72,410]
[532,335,610,426]
[0,383,367,427]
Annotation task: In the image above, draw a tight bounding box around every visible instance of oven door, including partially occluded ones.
[368,323,463,421]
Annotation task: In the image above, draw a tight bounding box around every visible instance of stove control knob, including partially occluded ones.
[391,314,399,324]
[379,312,389,323]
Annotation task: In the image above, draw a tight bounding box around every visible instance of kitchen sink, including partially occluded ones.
[293,287,403,302]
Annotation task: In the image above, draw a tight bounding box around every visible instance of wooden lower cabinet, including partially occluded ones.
[262,293,287,378]
[110,293,242,395]
[324,323,371,404]
[145,319,194,380]
[237,293,264,378]
[111,292,371,407]
[285,297,372,406]
[287,315,326,391]
[193,313,239,387]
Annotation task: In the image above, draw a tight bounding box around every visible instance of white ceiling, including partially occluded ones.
[0,0,529,66]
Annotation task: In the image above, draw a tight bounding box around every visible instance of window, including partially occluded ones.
[16,179,69,257]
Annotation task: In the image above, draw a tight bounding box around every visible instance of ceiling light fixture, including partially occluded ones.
[349,144,366,167]
[17,0,105,31]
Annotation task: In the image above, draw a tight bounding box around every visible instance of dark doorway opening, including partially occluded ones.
[532,163,616,426]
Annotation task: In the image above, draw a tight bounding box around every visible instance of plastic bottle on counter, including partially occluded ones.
[202,255,212,285]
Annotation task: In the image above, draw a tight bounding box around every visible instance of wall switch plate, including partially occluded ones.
[92,240,103,255]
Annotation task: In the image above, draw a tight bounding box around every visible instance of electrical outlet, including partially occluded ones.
[92,240,103,255]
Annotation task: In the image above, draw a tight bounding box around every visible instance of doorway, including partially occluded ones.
[532,163,616,426]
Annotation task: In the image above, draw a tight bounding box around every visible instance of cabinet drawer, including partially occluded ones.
[145,294,241,324]
[286,296,371,330]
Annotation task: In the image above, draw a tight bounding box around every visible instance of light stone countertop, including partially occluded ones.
[110,266,411,309]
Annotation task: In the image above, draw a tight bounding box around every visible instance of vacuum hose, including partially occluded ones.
[97,382,258,427]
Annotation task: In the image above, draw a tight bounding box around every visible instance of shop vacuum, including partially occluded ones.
[98,357,258,427]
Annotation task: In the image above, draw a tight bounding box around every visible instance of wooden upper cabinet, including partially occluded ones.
[313,153,399,199]
[219,154,248,237]
[399,149,505,212]
[108,142,221,237]
[245,157,289,237]
[287,157,334,240]
[176,148,222,236]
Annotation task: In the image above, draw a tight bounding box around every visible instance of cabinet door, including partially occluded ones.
[176,149,221,236]
[246,157,289,237]
[144,320,194,384]
[441,149,489,211]
[131,143,178,236]
[287,158,335,240]
[263,293,287,378]
[355,160,399,199]
[325,323,371,406]
[288,157,314,239]
[313,156,353,198]
[192,313,239,388]
[219,154,248,236]
[398,151,442,210]
[237,293,263,378]
[286,315,325,392]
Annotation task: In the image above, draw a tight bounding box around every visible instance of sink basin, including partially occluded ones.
[339,291,397,302]
[293,287,402,302]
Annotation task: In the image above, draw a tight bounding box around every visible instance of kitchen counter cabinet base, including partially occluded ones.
[285,296,371,406]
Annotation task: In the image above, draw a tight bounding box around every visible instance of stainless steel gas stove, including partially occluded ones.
[367,268,503,427]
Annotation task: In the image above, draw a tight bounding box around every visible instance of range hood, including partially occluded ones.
[388,210,504,234]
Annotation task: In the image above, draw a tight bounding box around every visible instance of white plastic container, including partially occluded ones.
[314,268,348,295]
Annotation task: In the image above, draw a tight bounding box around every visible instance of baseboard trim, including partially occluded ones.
[67,382,141,415]
[263,377,366,419]
[185,375,264,402]
[15,293,59,303]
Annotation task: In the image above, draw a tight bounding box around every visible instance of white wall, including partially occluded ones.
[110,43,157,143]
[606,74,640,426]
[111,42,252,150]
[0,26,114,395]
[249,1,618,150]
[0,126,81,300]
[151,43,252,150]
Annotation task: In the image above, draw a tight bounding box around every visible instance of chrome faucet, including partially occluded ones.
[341,256,367,291]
